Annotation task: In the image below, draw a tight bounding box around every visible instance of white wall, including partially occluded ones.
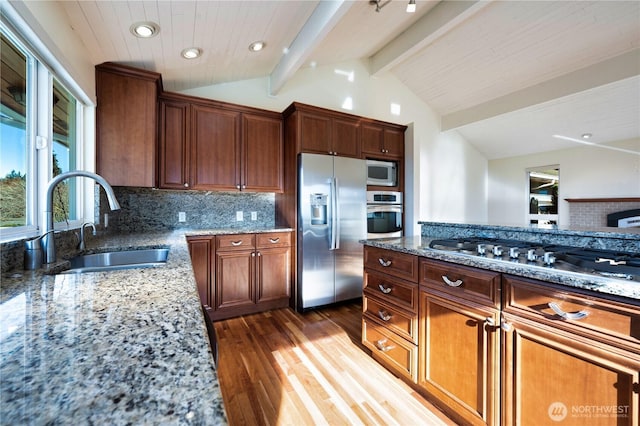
[488,138,640,226]
[182,59,489,235]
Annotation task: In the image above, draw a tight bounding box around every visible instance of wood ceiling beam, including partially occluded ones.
[269,0,353,96]
[441,48,640,131]
[368,0,490,76]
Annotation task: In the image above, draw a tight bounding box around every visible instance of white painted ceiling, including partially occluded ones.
[58,0,640,160]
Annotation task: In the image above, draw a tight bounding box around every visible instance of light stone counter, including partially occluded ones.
[363,236,640,302]
[0,228,287,425]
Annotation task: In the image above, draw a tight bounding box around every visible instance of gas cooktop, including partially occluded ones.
[428,237,640,281]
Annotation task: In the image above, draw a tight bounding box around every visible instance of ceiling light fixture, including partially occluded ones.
[130,22,159,38]
[249,41,265,52]
[370,0,391,13]
[181,47,202,59]
[406,0,416,13]
[581,133,592,139]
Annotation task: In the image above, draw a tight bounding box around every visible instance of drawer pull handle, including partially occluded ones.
[378,258,392,267]
[378,284,392,294]
[269,238,280,243]
[378,310,392,321]
[442,275,463,287]
[376,338,395,352]
[548,302,589,320]
[231,241,243,246]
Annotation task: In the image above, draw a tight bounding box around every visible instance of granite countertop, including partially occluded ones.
[0,226,290,424]
[363,236,640,302]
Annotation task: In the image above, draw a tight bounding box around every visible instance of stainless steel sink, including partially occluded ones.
[62,248,169,273]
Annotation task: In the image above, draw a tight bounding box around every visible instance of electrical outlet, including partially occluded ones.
[251,211,257,221]
[236,211,243,221]
[178,212,186,222]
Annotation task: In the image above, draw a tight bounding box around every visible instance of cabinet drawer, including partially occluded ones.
[420,258,500,307]
[256,232,291,248]
[364,271,418,313]
[503,275,640,351]
[362,317,418,383]
[363,294,418,344]
[216,234,255,251]
[364,246,419,282]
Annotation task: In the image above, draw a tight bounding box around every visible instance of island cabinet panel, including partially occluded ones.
[501,274,640,426]
[420,258,501,308]
[159,93,283,192]
[189,232,292,321]
[418,257,501,426]
[96,63,161,187]
[362,246,419,383]
[501,313,640,426]
[186,236,215,309]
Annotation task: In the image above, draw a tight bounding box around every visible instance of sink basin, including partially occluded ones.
[63,248,169,273]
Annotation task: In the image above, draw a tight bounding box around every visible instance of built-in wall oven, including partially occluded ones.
[366,191,403,239]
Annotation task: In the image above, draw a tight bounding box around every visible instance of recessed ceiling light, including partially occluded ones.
[181,47,202,59]
[130,22,159,38]
[249,41,265,52]
[581,133,593,139]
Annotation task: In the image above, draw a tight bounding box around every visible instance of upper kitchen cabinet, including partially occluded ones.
[287,103,360,158]
[361,121,405,160]
[158,92,283,192]
[95,63,162,187]
[243,113,283,192]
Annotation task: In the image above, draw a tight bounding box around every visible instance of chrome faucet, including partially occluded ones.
[41,171,120,264]
[78,222,97,250]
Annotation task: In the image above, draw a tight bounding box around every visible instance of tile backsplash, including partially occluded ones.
[99,187,276,233]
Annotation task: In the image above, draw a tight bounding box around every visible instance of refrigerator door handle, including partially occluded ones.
[329,177,338,250]
[334,177,340,250]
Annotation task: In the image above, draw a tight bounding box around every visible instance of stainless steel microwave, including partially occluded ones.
[366,159,397,187]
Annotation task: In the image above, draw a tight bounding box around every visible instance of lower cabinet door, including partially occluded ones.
[502,313,640,426]
[215,249,254,311]
[418,290,500,426]
[256,247,291,303]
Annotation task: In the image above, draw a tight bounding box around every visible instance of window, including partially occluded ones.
[0,24,85,241]
[528,166,559,227]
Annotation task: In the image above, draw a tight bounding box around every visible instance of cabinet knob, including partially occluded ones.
[184,183,189,188]
[236,185,241,190]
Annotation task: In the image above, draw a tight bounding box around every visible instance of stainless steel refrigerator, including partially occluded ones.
[297,153,367,311]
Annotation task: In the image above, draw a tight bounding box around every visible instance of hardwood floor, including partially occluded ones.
[213,302,457,425]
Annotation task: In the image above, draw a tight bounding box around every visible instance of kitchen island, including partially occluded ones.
[0,228,288,425]
[360,222,640,426]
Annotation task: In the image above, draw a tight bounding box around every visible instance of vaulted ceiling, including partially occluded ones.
[55,1,640,159]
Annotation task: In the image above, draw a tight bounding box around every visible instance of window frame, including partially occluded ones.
[0,18,93,243]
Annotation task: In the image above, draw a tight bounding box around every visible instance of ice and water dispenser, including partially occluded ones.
[310,193,328,225]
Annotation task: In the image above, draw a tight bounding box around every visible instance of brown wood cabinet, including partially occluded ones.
[502,275,640,426]
[362,246,419,382]
[188,231,291,321]
[418,258,501,426]
[363,247,640,426]
[361,121,404,160]
[298,109,360,158]
[95,63,162,187]
[159,93,283,192]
